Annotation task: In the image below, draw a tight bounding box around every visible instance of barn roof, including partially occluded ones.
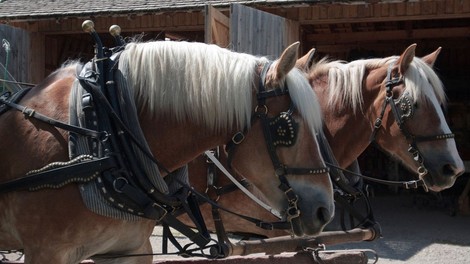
[0,0,313,21]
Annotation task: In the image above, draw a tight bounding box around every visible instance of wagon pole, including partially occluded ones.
[228,227,377,256]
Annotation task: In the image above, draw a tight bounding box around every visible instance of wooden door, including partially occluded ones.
[205,4,299,57]
[230,3,299,57]
[205,5,230,48]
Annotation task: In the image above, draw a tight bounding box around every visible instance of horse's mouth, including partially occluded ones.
[423,172,460,192]
[289,215,328,237]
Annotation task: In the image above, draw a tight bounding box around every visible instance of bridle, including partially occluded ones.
[370,61,455,191]
[225,62,329,234]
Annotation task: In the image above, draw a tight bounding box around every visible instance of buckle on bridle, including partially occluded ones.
[286,198,300,222]
[275,166,286,176]
[231,132,245,145]
[374,118,382,129]
[404,181,419,189]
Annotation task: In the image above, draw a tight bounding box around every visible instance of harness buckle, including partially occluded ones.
[146,202,168,223]
[417,166,428,177]
[275,166,287,177]
[231,132,245,145]
[281,187,300,223]
[374,118,382,129]
[258,222,274,230]
[205,185,221,202]
[99,131,109,142]
[286,201,300,222]
[404,181,418,189]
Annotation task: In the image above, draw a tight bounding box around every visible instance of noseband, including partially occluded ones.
[370,61,455,190]
[226,62,329,233]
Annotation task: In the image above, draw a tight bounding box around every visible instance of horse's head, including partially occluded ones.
[370,44,464,192]
[226,42,334,236]
[120,41,334,236]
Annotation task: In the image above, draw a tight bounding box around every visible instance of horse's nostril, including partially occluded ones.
[443,163,463,177]
[443,164,453,176]
[316,207,331,225]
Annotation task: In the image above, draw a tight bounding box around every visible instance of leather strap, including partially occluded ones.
[0,156,115,193]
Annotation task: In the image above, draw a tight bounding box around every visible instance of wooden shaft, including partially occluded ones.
[229,227,376,256]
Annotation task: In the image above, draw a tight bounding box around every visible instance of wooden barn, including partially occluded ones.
[0,0,468,196]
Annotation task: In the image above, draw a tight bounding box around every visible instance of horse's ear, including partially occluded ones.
[397,43,416,74]
[265,42,299,87]
[296,48,316,71]
[421,47,442,67]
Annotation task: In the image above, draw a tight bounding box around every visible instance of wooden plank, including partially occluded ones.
[319,5,328,20]
[380,2,389,17]
[299,7,309,21]
[230,228,376,256]
[422,1,435,15]
[446,0,455,14]
[173,12,185,26]
[329,5,342,19]
[29,32,43,83]
[285,19,299,47]
[0,24,31,84]
[298,1,470,25]
[311,6,320,19]
[204,5,229,48]
[305,27,470,43]
[464,0,470,12]
[230,4,294,57]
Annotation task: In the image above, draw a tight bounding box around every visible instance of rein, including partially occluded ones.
[370,61,455,191]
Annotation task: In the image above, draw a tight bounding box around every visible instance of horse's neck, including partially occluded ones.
[139,114,231,174]
[313,70,383,168]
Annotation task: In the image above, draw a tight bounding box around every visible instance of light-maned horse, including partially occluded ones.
[182,44,465,237]
[0,41,334,263]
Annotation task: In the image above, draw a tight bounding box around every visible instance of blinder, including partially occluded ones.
[267,106,298,147]
[393,92,414,121]
[225,62,329,234]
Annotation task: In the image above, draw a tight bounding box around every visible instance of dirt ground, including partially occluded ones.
[327,192,470,263]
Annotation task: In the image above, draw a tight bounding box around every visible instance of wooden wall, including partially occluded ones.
[8,11,207,82]
[5,1,470,84]
[0,24,30,87]
[230,4,292,58]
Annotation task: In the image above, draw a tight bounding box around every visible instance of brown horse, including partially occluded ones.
[0,41,333,263]
[181,44,465,237]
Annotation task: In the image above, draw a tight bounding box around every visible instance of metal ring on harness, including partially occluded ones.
[254,104,268,115]
[113,177,129,193]
[99,131,110,142]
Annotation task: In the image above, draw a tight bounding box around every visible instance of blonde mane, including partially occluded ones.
[309,56,447,112]
[118,41,322,135]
